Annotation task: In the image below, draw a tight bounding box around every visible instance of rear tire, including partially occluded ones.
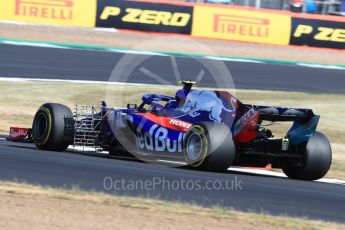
[183,122,235,172]
[282,132,332,180]
[32,103,74,151]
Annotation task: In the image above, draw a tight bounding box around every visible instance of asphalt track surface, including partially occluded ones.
[0,44,345,93]
[0,141,344,223]
[0,44,345,223]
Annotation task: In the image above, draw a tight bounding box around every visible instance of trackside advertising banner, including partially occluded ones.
[96,0,193,34]
[0,0,343,49]
[290,17,345,49]
[0,0,96,27]
[191,5,291,46]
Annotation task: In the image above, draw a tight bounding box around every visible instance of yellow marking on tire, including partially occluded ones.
[37,106,52,146]
[183,125,208,168]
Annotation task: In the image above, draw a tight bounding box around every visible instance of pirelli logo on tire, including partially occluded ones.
[96,0,193,34]
[191,5,291,45]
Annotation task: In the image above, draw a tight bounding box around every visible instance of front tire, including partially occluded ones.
[183,122,235,172]
[282,132,332,180]
[32,103,74,151]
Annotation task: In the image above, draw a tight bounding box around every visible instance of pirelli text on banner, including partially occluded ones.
[96,0,193,34]
[192,5,291,46]
[0,0,96,27]
[290,17,345,49]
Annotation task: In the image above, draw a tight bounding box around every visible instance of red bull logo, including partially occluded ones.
[136,124,185,153]
[181,90,234,123]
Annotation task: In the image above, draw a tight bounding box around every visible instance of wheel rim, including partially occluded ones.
[186,132,203,161]
[34,112,48,140]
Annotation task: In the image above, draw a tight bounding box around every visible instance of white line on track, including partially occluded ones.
[297,63,345,70]
[1,40,69,49]
[229,167,345,185]
[205,56,265,64]
[0,76,172,87]
[108,48,168,56]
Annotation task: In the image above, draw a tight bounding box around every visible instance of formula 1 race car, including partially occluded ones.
[30,81,332,181]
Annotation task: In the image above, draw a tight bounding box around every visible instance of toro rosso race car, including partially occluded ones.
[29,81,331,181]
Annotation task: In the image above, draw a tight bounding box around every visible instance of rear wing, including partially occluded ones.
[250,105,315,122]
[248,105,319,145]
